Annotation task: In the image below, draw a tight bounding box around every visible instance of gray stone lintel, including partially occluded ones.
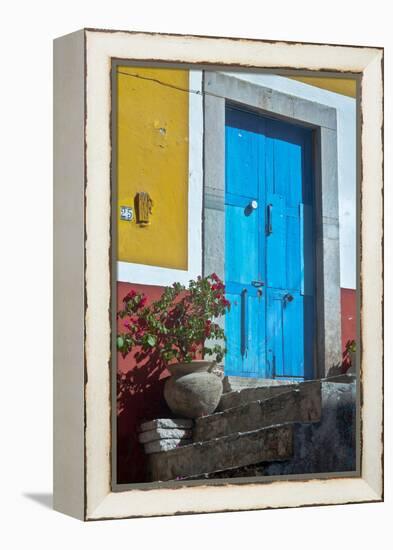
[205,72,337,131]
[148,424,293,481]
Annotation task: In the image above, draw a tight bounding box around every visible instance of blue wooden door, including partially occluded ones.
[225,107,315,380]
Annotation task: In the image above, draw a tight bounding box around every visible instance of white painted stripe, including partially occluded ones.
[117,70,204,286]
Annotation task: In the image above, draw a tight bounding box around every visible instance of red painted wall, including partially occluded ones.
[341,288,356,352]
[117,282,171,484]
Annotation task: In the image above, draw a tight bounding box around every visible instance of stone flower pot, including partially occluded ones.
[164,360,223,419]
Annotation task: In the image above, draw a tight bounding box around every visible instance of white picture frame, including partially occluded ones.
[53,28,383,520]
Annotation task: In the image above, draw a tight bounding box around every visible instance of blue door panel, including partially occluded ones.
[225,292,242,375]
[225,106,315,380]
[225,289,266,377]
[248,294,266,375]
[286,212,301,291]
[266,289,283,378]
[266,193,286,290]
[225,119,261,199]
[225,202,259,286]
[266,288,306,380]
[282,291,305,378]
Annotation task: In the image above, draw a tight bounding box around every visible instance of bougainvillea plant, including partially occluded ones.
[117,274,230,365]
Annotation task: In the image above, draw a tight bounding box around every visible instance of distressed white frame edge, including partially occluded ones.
[53,28,383,521]
[53,29,86,520]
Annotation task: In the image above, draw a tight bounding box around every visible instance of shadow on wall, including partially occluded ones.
[117,282,171,484]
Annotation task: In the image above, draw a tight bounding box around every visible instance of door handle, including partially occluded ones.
[251,280,264,288]
[241,288,248,357]
[283,293,294,304]
[266,204,273,235]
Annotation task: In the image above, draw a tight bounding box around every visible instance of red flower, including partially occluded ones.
[221,298,231,308]
[123,290,137,302]
[137,317,147,328]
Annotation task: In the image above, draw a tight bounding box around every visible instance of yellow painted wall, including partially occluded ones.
[289,76,357,98]
[117,66,189,269]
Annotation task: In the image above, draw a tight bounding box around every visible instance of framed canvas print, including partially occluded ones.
[53,29,383,520]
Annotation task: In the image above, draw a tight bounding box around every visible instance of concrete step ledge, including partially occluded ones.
[148,423,294,481]
[194,380,321,442]
[222,376,297,393]
[219,382,301,411]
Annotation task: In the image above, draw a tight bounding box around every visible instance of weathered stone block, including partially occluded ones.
[139,418,193,432]
[148,424,293,481]
[138,428,192,444]
[144,438,192,455]
[194,381,321,442]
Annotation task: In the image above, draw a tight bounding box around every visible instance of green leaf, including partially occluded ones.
[147,335,156,347]
[116,336,124,349]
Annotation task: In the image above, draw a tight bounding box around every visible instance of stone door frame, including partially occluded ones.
[203,71,342,378]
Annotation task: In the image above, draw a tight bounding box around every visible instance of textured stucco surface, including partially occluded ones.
[117,66,189,269]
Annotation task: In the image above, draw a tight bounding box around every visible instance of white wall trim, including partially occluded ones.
[117,69,203,287]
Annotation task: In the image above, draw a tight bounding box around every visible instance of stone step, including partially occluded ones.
[138,427,192,444]
[147,423,293,481]
[219,382,302,411]
[222,376,297,393]
[139,418,193,432]
[144,438,193,455]
[220,375,356,411]
[193,380,321,443]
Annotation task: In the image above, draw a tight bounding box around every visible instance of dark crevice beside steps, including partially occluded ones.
[193,380,321,443]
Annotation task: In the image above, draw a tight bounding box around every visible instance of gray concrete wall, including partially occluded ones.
[203,92,225,280]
